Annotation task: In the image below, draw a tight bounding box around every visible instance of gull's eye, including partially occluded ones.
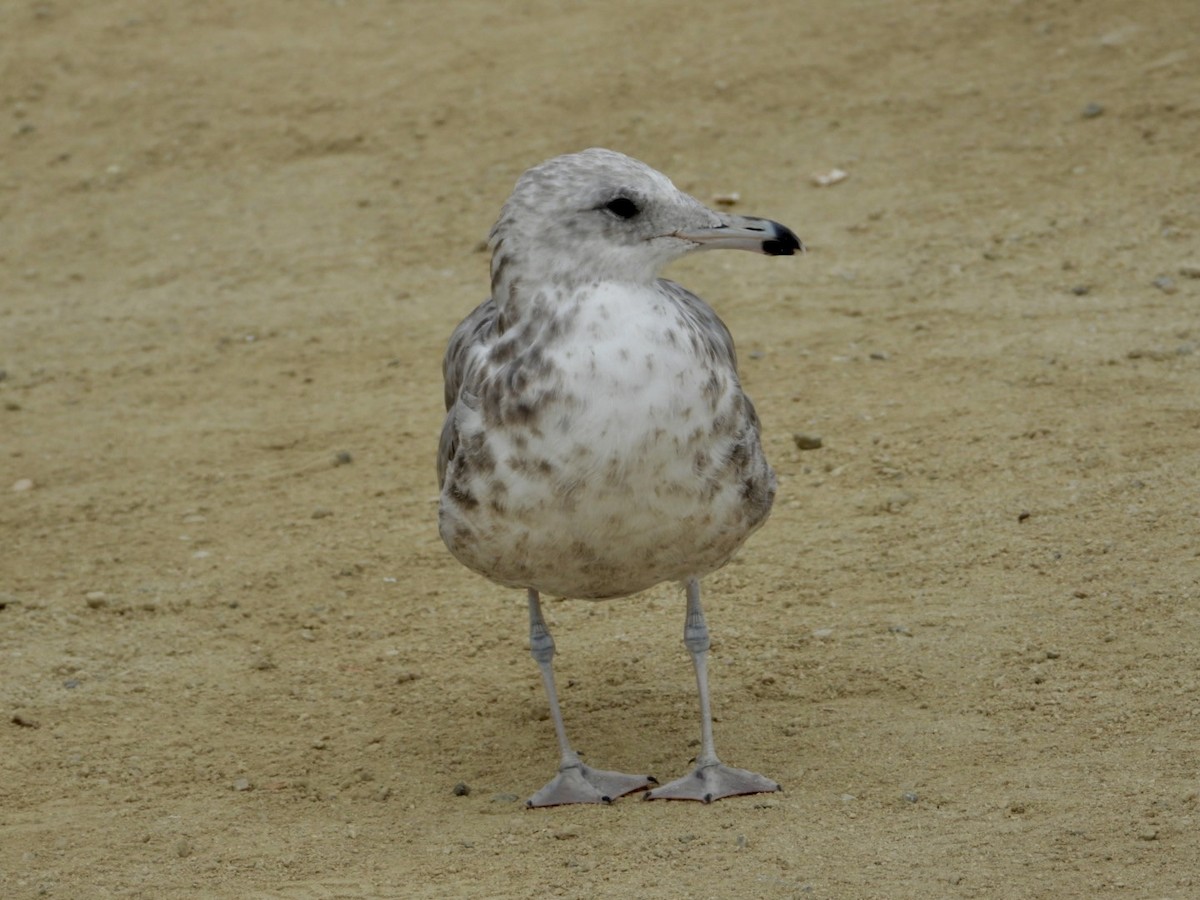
[603,197,640,219]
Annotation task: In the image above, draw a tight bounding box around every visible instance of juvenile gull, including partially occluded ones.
[438,148,803,806]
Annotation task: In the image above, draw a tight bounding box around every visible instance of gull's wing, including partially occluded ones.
[656,277,766,439]
[656,279,739,371]
[438,298,499,488]
[442,298,499,411]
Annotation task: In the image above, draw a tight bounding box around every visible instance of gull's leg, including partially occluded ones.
[524,589,656,807]
[645,578,781,803]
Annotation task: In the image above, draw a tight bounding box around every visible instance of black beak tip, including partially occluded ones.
[762,222,805,257]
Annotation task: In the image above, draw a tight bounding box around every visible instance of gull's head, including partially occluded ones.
[488,148,803,304]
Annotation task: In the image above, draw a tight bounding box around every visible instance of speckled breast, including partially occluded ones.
[439,287,775,599]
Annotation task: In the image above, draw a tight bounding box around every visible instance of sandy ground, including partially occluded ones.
[3,1,1200,897]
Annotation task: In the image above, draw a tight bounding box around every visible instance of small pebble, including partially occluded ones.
[812,628,834,640]
[812,168,849,187]
[311,508,333,519]
[333,451,353,466]
[12,714,39,728]
[452,781,470,796]
[1179,262,1200,279]
[175,838,193,858]
[1138,828,1159,842]
[1152,275,1178,294]
[888,624,912,636]
[1070,284,1091,296]
[231,777,253,792]
[902,791,920,803]
[1082,102,1105,119]
[793,433,823,451]
[11,478,34,492]
[1127,348,1173,361]
[85,591,108,609]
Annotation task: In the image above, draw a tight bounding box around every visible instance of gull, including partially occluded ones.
[437,148,803,806]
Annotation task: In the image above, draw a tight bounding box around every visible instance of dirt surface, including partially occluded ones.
[3,1,1199,897]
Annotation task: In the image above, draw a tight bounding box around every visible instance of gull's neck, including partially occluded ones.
[490,241,663,329]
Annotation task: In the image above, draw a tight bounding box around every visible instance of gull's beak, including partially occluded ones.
[673,213,805,257]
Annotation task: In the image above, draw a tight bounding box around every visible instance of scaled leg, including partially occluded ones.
[645,579,781,802]
[524,589,656,807]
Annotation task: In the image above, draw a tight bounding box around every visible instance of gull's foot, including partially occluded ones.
[526,763,657,808]
[644,762,781,803]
